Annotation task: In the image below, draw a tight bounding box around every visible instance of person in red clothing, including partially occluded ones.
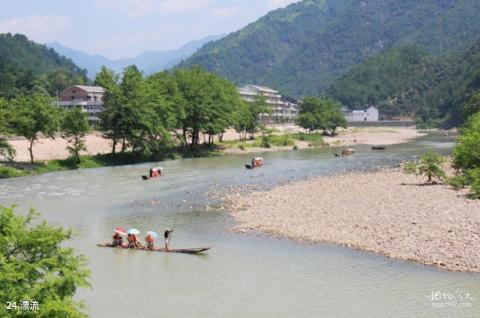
[145,233,154,250]
[127,234,135,248]
[112,231,123,247]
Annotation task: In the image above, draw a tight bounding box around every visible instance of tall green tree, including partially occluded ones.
[61,108,90,164]
[451,113,480,198]
[0,205,90,318]
[9,95,59,163]
[463,93,480,120]
[0,98,15,161]
[99,66,172,155]
[174,66,241,148]
[453,112,480,171]
[96,67,123,154]
[233,96,270,140]
[232,101,252,140]
[296,97,346,135]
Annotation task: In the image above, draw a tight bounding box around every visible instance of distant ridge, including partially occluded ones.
[0,33,87,97]
[180,0,480,97]
[48,34,225,78]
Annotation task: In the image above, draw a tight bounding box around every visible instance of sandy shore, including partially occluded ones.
[224,126,425,155]
[223,169,480,273]
[6,126,425,162]
[7,133,112,162]
[323,126,425,146]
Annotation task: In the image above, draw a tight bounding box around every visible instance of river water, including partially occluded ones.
[0,133,478,318]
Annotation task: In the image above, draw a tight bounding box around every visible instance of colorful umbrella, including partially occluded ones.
[114,227,127,235]
[146,231,158,239]
[127,228,140,235]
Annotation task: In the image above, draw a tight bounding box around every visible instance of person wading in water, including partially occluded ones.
[164,229,173,251]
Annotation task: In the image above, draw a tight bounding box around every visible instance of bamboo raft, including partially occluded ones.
[97,243,210,254]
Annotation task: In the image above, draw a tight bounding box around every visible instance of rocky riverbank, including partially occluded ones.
[223,169,480,273]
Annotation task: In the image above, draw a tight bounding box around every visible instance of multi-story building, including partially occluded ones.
[343,106,379,122]
[57,85,105,124]
[238,85,299,122]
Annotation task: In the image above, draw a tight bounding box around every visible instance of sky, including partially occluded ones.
[0,0,298,59]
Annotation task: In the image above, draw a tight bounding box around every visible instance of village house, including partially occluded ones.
[238,85,299,122]
[57,85,105,124]
[343,106,379,122]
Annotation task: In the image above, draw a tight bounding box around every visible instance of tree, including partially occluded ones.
[99,66,172,156]
[248,95,269,135]
[0,205,90,318]
[296,112,317,133]
[233,96,269,141]
[0,139,15,162]
[325,107,347,135]
[404,151,446,183]
[9,95,59,164]
[451,113,480,198]
[232,102,252,140]
[0,98,16,161]
[96,67,122,154]
[174,66,241,149]
[296,97,346,135]
[463,93,480,119]
[61,108,90,164]
[453,112,480,171]
[467,168,480,199]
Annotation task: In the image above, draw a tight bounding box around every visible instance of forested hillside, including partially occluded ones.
[0,33,87,98]
[328,39,480,127]
[181,0,480,97]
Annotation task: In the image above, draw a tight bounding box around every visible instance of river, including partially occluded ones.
[0,133,478,318]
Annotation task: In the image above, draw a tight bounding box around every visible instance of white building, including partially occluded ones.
[343,106,379,122]
[57,85,105,124]
[238,85,299,122]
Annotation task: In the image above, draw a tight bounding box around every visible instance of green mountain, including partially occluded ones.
[181,0,480,97]
[0,33,87,98]
[328,39,480,126]
[327,45,445,115]
[420,39,480,126]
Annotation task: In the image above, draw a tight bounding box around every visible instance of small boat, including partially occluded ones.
[245,157,264,169]
[371,146,386,150]
[142,167,163,180]
[97,243,210,254]
[341,149,355,157]
[334,153,340,157]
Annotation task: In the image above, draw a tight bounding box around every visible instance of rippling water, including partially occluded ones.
[1,133,478,318]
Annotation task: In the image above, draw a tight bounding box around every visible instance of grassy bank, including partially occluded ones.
[0,146,222,179]
[221,133,325,150]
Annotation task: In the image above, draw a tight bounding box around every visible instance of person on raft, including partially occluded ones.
[127,233,142,248]
[164,229,173,251]
[145,233,154,250]
[112,231,123,247]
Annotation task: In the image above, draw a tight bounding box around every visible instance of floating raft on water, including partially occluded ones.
[97,243,210,254]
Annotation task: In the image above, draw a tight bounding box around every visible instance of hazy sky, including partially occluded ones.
[0,0,298,59]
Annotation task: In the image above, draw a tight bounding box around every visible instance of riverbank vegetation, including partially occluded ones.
[328,40,480,128]
[1,65,339,178]
[450,113,480,198]
[0,205,90,317]
[402,112,480,198]
[296,97,346,135]
[221,132,325,151]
